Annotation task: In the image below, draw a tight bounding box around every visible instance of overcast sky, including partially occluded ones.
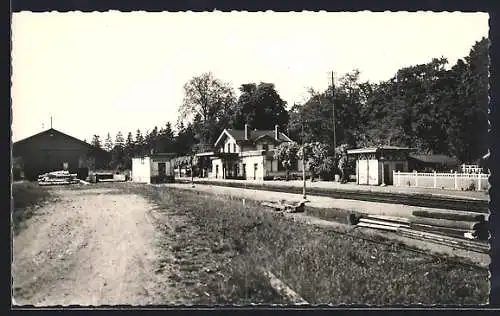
[11,11,489,143]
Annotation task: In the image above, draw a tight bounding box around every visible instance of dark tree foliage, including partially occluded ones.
[91,135,101,149]
[288,38,488,164]
[178,72,236,149]
[99,37,488,170]
[231,82,289,131]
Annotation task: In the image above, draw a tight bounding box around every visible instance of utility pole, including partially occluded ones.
[331,71,336,152]
[302,120,306,199]
[50,116,53,129]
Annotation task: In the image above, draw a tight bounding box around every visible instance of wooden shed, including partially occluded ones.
[131,153,176,184]
[13,128,110,181]
[347,146,413,185]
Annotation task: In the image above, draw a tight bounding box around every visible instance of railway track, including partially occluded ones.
[184,180,489,213]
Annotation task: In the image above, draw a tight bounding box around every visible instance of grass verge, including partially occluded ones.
[12,182,51,234]
[126,184,488,305]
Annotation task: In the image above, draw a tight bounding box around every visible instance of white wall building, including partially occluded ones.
[347,147,413,185]
[202,124,304,181]
[131,153,176,184]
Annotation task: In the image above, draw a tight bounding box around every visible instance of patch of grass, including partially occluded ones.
[129,184,488,305]
[12,181,51,234]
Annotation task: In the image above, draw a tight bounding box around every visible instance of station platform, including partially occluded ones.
[181,177,489,201]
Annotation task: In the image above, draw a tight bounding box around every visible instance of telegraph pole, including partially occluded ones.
[301,119,306,199]
[331,71,336,152]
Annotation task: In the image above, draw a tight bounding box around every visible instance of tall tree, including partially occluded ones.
[110,145,125,170]
[115,131,125,148]
[178,72,236,148]
[448,37,489,162]
[104,132,114,152]
[145,126,159,153]
[174,123,196,155]
[122,132,135,169]
[288,70,365,148]
[231,82,289,131]
[288,89,333,145]
[135,129,145,155]
[91,135,102,149]
[158,122,175,153]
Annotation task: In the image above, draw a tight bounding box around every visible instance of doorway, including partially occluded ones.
[158,162,166,176]
[384,163,391,185]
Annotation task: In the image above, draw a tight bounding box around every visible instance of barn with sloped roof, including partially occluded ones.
[13,128,111,181]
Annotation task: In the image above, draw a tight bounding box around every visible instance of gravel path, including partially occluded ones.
[12,187,180,306]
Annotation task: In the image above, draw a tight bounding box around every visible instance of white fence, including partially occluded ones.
[393,171,490,191]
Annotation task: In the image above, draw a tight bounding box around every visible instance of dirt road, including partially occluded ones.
[12,187,180,306]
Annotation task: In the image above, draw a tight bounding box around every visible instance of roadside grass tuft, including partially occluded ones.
[129,184,488,305]
[12,182,51,234]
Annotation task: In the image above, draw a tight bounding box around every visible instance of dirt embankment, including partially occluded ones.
[12,187,182,306]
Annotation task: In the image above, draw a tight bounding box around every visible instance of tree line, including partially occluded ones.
[90,37,488,172]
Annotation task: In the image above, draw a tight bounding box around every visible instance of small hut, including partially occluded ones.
[347,146,414,185]
[131,153,176,184]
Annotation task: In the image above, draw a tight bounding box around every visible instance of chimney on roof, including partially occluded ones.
[245,124,249,140]
[275,125,279,140]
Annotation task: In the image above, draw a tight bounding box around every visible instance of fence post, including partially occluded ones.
[454,171,458,190]
[433,171,437,188]
[397,171,400,186]
[478,173,482,191]
[414,171,418,187]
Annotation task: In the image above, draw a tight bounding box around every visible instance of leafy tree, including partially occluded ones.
[297,142,335,181]
[288,90,333,145]
[274,141,300,180]
[288,71,366,148]
[91,135,102,149]
[104,132,114,152]
[231,82,289,131]
[446,37,489,162]
[178,72,236,147]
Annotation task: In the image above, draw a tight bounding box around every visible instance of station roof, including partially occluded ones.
[347,146,414,155]
[133,152,177,159]
[409,154,459,165]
